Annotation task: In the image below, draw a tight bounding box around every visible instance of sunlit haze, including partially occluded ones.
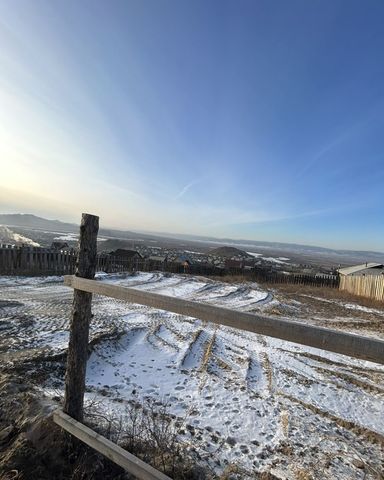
[1,0,383,251]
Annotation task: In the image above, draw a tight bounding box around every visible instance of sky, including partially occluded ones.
[0,0,383,251]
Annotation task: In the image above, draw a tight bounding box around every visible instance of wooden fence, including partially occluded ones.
[0,245,340,289]
[129,261,340,288]
[77,256,341,289]
[0,244,77,275]
[340,274,384,302]
[0,245,139,276]
[247,270,339,288]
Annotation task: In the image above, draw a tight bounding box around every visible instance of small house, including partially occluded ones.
[109,249,142,260]
[51,241,70,251]
[337,263,384,276]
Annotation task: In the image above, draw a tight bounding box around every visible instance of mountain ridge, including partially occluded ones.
[1,213,383,260]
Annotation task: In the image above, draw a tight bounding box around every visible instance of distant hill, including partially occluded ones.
[163,232,384,264]
[0,214,148,241]
[208,246,251,258]
[1,213,383,266]
[0,214,78,233]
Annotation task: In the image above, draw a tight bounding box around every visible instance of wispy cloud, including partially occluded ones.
[174,179,201,200]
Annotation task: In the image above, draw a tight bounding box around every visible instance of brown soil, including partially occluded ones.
[0,373,128,480]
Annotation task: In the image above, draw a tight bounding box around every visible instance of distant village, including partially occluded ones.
[1,220,383,282]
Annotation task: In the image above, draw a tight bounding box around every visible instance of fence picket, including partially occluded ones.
[340,275,384,302]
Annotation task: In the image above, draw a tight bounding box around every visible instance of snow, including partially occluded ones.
[1,272,383,479]
[0,275,64,286]
[0,225,40,246]
[53,234,78,241]
[53,233,108,242]
[262,256,289,264]
[343,302,384,315]
[245,252,291,264]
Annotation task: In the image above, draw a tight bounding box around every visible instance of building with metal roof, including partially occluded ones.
[337,263,384,276]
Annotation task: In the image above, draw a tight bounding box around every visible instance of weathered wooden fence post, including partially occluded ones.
[63,213,99,421]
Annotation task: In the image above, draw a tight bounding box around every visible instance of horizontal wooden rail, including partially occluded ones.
[64,275,384,365]
[53,410,171,480]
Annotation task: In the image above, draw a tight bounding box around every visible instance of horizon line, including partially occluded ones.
[1,212,384,257]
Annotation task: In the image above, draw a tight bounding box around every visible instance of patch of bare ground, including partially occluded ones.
[210,275,251,284]
[0,373,77,480]
[269,283,383,311]
[259,283,384,334]
[210,276,384,338]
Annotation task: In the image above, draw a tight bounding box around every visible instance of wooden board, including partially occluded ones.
[53,410,172,480]
[64,275,384,365]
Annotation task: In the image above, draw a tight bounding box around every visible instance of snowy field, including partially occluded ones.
[0,272,383,479]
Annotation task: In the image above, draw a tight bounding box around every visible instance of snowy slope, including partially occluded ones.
[0,272,383,479]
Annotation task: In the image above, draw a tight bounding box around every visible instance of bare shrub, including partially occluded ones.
[84,397,203,478]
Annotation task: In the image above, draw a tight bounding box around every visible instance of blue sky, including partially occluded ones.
[0,0,383,250]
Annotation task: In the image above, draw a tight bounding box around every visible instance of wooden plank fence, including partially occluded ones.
[340,275,384,302]
[0,244,77,275]
[0,245,137,276]
[247,270,339,288]
[0,245,339,289]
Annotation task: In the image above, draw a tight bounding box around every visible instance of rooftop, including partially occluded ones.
[338,263,383,276]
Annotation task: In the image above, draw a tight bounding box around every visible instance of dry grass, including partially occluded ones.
[293,468,313,480]
[210,275,250,284]
[200,333,216,373]
[260,352,273,393]
[280,410,289,438]
[271,283,384,309]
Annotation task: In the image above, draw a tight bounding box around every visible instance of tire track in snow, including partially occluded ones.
[181,329,211,370]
